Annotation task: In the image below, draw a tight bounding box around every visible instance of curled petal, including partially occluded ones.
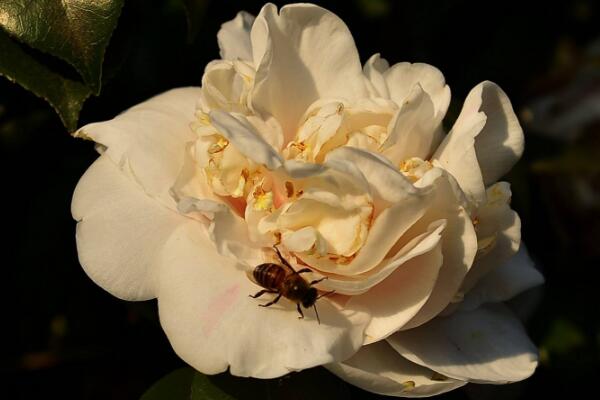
[434,81,524,203]
[157,222,370,378]
[74,87,201,207]
[460,245,544,312]
[209,110,283,170]
[363,53,390,98]
[251,3,368,141]
[461,182,521,293]
[349,234,444,343]
[384,62,451,120]
[217,11,255,62]
[388,304,539,384]
[322,220,445,295]
[72,155,186,300]
[382,84,442,163]
[326,341,466,398]
[401,169,478,329]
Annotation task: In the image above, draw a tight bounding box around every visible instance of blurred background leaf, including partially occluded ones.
[0,0,124,131]
[0,29,92,131]
[0,0,124,93]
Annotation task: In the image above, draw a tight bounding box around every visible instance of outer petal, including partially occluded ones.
[72,155,186,300]
[460,245,544,311]
[461,183,521,293]
[326,341,467,398]
[217,11,255,62]
[434,81,524,203]
[388,304,539,384]
[74,87,201,207]
[382,84,442,163]
[470,82,524,185]
[401,170,478,329]
[350,238,444,343]
[157,222,370,379]
[363,53,390,98]
[251,3,368,140]
[384,62,451,120]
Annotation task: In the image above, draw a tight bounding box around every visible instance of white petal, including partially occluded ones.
[251,3,368,140]
[470,82,524,185]
[177,197,262,267]
[401,170,478,329]
[363,53,390,98]
[218,11,255,61]
[157,222,370,378]
[382,84,442,162]
[326,341,467,397]
[433,108,487,205]
[350,239,444,343]
[72,155,186,300]
[325,147,426,205]
[434,81,524,203]
[74,87,201,207]
[322,220,445,295]
[461,245,544,311]
[461,183,521,293]
[388,304,539,384]
[209,110,283,170]
[384,62,451,120]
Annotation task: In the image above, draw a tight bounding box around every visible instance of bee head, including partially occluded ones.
[302,287,318,308]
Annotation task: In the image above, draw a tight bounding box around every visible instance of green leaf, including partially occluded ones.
[0,0,124,93]
[0,30,92,132]
[140,368,196,400]
[140,368,235,400]
[141,367,352,400]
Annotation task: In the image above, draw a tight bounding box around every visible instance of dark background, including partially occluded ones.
[1,0,599,398]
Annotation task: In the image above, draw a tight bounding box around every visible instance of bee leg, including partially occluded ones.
[296,303,304,319]
[259,293,282,308]
[309,277,328,286]
[296,268,312,274]
[273,245,295,272]
[249,289,277,299]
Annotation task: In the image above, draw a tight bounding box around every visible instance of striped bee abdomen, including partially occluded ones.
[253,263,287,290]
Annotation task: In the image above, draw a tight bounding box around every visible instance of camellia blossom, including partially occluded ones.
[72,3,544,397]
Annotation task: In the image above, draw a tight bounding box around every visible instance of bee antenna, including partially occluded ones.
[317,290,335,300]
[313,304,321,325]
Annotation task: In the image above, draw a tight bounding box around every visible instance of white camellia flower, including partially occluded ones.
[72,3,544,396]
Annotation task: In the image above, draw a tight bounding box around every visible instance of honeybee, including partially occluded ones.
[250,246,334,323]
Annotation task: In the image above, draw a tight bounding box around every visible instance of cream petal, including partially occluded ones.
[250,3,368,141]
[401,170,478,330]
[388,304,539,384]
[433,107,487,205]
[363,53,390,98]
[72,155,186,301]
[434,81,524,203]
[384,62,451,120]
[460,245,544,312]
[382,84,442,163]
[461,183,521,293]
[322,220,445,295]
[157,222,370,378]
[209,110,283,170]
[326,341,467,397]
[469,82,524,185]
[325,147,426,205]
[176,196,263,267]
[74,88,201,207]
[217,11,255,61]
[350,239,444,344]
